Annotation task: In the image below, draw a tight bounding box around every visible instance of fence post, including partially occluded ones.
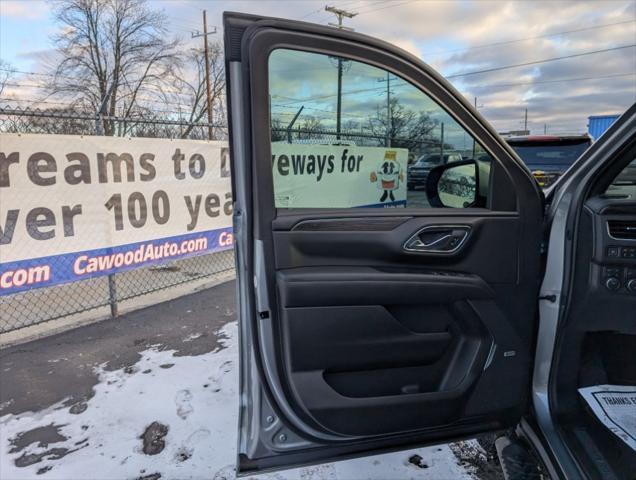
[286,106,304,143]
[440,122,445,161]
[95,86,118,318]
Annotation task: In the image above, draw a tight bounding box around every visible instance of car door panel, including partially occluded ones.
[273,216,529,438]
[273,214,521,283]
[225,12,543,473]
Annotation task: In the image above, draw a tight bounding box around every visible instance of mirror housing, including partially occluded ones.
[426,160,486,208]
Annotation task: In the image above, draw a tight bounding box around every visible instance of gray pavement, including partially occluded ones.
[0,280,236,417]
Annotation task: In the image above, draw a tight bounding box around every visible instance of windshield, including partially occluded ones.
[510,141,590,166]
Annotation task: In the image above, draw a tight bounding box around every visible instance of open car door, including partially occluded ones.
[224,12,545,475]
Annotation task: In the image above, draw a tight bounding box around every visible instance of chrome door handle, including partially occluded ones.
[408,233,453,248]
[404,225,470,254]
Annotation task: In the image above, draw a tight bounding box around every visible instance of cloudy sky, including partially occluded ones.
[1,0,635,134]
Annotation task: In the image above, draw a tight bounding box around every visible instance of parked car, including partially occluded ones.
[407,152,463,190]
[505,134,592,187]
[225,13,636,479]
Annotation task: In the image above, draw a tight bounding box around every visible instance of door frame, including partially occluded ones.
[530,106,636,479]
[225,11,545,473]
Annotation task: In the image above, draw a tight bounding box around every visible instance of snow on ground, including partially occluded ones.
[0,322,474,480]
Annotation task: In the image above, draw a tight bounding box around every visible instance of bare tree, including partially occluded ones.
[49,0,182,135]
[298,116,324,139]
[172,45,225,139]
[368,97,439,155]
[271,117,286,142]
[0,59,14,97]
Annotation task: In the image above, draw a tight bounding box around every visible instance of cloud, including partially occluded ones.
[2,0,634,133]
[0,1,49,20]
[402,0,636,132]
[205,0,636,133]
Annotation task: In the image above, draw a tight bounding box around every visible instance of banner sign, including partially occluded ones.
[271,143,409,208]
[0,134,233,296]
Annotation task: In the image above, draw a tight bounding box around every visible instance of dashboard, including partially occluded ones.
[586,194,636,296]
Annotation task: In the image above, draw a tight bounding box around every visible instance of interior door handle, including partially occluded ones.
[404,226,471,254]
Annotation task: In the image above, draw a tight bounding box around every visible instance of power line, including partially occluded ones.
[10,68,630,113]
[271,70,636,107]
[5,45,633,113]
[423,19,636,56]
[355,0,415,16]
[269,41,636,77]
[298,6,325,21]
[271,103,370,120]
[469,72,636,89]
[447,44,636,78]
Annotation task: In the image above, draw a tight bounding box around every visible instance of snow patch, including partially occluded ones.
[1,321,471,479]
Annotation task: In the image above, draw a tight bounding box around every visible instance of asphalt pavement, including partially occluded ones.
[0,280,237,417]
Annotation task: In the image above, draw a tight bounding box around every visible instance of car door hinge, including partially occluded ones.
[538,294,557,302]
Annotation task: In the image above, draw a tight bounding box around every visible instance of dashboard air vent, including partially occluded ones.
[608,220,636,240]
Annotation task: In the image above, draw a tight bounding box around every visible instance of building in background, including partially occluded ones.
[588,115,620,140]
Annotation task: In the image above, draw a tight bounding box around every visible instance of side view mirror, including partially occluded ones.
[426,160,481,208]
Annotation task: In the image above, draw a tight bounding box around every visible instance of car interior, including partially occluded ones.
[549,142,636,479]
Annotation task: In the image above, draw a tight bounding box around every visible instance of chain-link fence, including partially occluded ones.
[272,120,483,165]
[0,106,234,334]
[0,106,227,140]
[273,125,448,163]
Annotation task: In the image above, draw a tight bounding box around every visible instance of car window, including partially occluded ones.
[268,48,492,209]
[606,158,636,197]
[509,141,590,167]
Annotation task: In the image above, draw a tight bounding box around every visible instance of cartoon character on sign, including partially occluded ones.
[370,150,403,202]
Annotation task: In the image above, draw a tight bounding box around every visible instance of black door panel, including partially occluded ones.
[281,302,491,436]
[274,215,520,284]
[273,216,529,437]
[278,267,495,305]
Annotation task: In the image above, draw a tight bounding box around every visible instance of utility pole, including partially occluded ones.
[286,106,304,143]
[192,10,217,140]
[472,96,477,158]
[524,108,528,133]
[95,81,117,318]
[378,72,391,146]
[325,5,357,139]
